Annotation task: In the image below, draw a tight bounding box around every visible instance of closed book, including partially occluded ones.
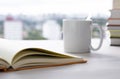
[110,38,120,46]
[107,24,120,26]
[109,30,120,38]
[108,19,120,25]
[108,26,120,30]
[110,9,120,18]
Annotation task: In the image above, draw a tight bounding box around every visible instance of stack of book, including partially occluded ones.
[108,9,120,46]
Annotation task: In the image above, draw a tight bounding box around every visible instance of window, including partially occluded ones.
[0,0,112,40]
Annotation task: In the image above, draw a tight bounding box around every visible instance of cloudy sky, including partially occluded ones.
[0,0,112,15]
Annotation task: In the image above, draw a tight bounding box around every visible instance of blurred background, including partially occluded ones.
[0,0,112,40]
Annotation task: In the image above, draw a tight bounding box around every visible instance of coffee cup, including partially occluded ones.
[63,19,103,53]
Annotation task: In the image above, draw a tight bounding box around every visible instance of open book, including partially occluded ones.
[0,39,87,72]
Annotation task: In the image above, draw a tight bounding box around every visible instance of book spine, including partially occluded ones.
[110,9,120,10]
[0,67,7,72]
[109,30,120,38]
[108,24,120,26]
[108,26,120,30]
[111,44,120,46]
[108,20,120,25]
[110,37,120,38]
[110,38,120,46]
[108,17,120,20]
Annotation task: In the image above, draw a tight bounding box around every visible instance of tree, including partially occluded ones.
[24,29,46,40]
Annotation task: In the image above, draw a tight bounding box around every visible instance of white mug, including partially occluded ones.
[63,19,104,53]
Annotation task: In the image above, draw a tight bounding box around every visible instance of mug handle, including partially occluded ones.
[90,24,104,51]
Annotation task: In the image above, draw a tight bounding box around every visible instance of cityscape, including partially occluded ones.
[0,13,109,40]
[0,0,112,40]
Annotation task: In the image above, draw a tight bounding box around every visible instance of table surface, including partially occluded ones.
[0,40,120,79]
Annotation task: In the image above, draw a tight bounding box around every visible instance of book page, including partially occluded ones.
[12,48,79,65]
[0,39,83,65]
[0,39,29,64]
[12,57,84,69]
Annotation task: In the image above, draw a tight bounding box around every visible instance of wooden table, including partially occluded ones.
[0,40,120,79]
